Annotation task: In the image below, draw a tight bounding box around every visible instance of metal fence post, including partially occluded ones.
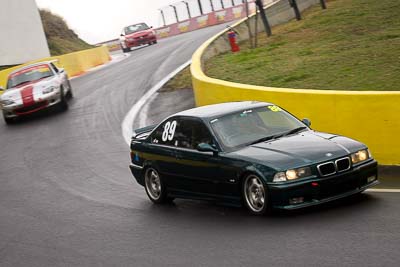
[255,0,272,36]
[289,0,301,20]
[320,0,327,9]
[198,0,204,15]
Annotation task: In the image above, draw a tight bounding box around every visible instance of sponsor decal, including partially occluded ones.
[233,6,244,19]
[268,105,282,112]
[178,21,190,33]
[216,10,227,22]
[156,27,170,38]
[197,15,209,27]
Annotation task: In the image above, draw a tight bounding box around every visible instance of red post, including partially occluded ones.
[228,30,240,52]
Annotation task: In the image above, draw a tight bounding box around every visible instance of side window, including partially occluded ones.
[150,118,179,147]
[150,118,213,150]
[50,63,59,73]
[177,119,213,149]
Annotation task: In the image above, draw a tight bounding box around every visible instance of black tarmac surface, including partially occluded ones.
[1,25,399,266]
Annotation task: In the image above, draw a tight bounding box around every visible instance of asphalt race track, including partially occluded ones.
[0,24,399,266]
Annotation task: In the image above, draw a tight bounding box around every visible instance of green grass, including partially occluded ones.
[204,0,400,91]
[161,66,192,92]
[40,9,93,56]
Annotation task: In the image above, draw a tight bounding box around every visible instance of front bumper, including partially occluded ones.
[268,159,378,210]
[2,91,62,118]
[129,163,145,186]
[125,36,157,48]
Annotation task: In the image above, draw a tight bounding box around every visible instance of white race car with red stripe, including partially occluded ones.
[0,61,73,124]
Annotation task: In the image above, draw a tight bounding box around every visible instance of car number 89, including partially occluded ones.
[162,120,177,142]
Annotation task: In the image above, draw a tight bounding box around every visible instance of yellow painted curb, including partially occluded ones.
[0,46,110,89]
[191,8,400,165]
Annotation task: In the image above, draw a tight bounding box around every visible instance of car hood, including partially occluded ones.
[126,30,152,38]
[1,77,57,101]
[226,131,366,170]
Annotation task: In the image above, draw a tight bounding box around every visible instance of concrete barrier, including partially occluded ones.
[191,0,400,165]
[0,46,111,88]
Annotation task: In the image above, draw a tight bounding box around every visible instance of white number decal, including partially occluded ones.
[162,120,177,142]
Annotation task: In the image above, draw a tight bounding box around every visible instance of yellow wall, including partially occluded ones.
[0,46,110,88]
[191,25,400,166]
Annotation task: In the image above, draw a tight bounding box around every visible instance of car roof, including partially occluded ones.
[173,101,273,120]
[8,61,54,76]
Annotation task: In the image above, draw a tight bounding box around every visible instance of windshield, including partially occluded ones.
[7,64,53,89]
[210,106,307,149]
[125,23,149,34]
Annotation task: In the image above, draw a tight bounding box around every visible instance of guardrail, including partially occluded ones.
[0,46,111,88]
[191,0,400,165]
[155,2,257,39]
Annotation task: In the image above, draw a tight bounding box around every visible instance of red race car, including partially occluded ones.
[120,23,157,52]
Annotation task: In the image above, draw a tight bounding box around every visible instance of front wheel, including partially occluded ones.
[3,111,15,125]
[144,167,168,204]
[243,174,270,215]
[58,86,68,111]
[66,80,73,99]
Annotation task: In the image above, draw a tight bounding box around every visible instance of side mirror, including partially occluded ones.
[197,143,218,155]
[150,26,153,29]
[0,86,4,92]
[59,68,65,73]
[302,118,311,127]
[120,33,125,36]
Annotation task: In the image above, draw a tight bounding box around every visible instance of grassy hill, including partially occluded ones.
[205,0,400,91]
[39,9,93,56]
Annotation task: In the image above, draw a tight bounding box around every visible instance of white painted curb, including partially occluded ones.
[367,188,400,193]
[121,59,192,145]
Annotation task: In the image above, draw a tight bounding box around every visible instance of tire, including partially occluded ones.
[144,167,168,204]
[66,80,73,99]
[242,174,270,215]
[3,111,15,125]
[58,86,68,111]
[122,47,130,53]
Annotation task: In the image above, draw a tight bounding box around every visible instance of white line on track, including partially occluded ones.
[121,59,192,145]
[367,188,400,193]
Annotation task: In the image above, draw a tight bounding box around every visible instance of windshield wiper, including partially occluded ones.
[281,126,308,137]
[248,135,278,146]
[247,127,308,146]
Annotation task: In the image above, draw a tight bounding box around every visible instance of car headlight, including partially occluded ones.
[351,149,370,164]
[0,99,15,106]
[43,86,57,94]
[273,167,312,182]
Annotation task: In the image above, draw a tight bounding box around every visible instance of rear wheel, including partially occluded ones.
[144,167,168,204]
[122,47,130,53]
[243,174,270,215]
